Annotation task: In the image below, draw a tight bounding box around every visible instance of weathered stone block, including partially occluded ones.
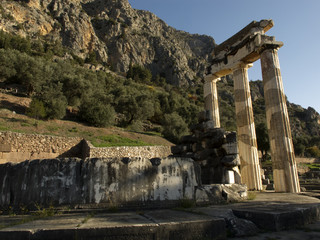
[194,149,215,161]
[266,183,274,190]
[226,131,237,143]
[202,128,226,148]
[262,178,270,185]
[0,157,200,207]
[203,121,216,131]
[222,142,239,155]
[0,144,11,152]
[197,110,211,123]
[181,135,198,144]
[221,154,241,167]
[192,143,204,152]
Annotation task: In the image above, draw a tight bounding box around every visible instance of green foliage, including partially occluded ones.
[305,146,320,158]
[36,82,67,119]
[127,64,152,83]
[162,113,189,143]
[114,85,155,126]
[256,122,270,158]
[26,98,46,119]
[0,31,204,142]
[85,51,98,65]
[0,30,31,53]
[79,97,115,127]
[305,163,320,171]
[247,191,257,200]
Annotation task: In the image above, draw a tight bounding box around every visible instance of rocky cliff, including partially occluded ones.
[0,0,215,86]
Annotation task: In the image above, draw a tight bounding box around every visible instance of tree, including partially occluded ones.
[115,86,155,126]
[126,64,152,83]
[162,113,189,143]
[36,82,67,119]
[256,122,270,160]
[79,97,115,127]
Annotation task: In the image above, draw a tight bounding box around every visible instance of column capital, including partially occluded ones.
[232,62,253,72]
[259,43,282,54]
[204,74,220,83]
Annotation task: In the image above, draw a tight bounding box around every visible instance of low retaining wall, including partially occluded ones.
[84,140,172,159]
[0,157,247,209]
[0,132,173,163]
[0,131,83,163]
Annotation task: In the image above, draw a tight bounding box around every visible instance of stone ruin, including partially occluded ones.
[0,19,301,211]
[203,19,300,192]
[172,112,241,185]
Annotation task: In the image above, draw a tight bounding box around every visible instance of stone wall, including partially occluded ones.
[0,157,247,208]
[84,140,172,159]
[0,132,173,163]
[0,131,83,163]
[172,112,241,185]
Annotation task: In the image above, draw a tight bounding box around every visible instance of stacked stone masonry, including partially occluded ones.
[0,131,172,163]
[172,111,241,185]
[84,140,172,159]
[0,131,83,163]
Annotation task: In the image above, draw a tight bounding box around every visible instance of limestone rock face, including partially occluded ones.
[0,0,215,86]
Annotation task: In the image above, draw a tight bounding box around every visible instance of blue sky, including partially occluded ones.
[129,0,320,114]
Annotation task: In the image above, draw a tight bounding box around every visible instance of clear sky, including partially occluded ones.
[128,0,320,114]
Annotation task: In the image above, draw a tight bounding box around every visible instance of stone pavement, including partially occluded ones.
[0,192,320,240]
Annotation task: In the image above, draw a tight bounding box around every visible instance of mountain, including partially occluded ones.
[0,0,215,86]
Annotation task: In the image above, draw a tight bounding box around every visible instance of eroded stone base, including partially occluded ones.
[0,157,247,209]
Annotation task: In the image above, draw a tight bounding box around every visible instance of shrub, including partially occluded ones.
[305,146,320,158]
[126,64,152,84]
[79,98,115,127]
[162,113,189,143]
[26,98,46,119]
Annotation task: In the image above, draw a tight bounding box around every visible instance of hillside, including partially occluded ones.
[0,92,173,147]
[0,0,319,157]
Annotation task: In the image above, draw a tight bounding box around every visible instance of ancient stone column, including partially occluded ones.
[233,63,262,190]
[204,74,220,127]
[260,48,300,193]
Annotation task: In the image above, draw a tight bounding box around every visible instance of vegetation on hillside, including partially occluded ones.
[0,30,202,143]
[0,30,319,156]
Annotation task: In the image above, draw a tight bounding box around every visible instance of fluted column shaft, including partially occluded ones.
[204,75,220,128]
[233,64,262,190]
[260,48,300,193]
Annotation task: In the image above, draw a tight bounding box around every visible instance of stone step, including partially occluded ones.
[0,210,226,240]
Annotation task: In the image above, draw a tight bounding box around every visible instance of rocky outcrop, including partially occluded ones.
[0,0,215,86]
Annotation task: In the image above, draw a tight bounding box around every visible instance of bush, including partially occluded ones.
[127,64,152,83]
[162,113,189,143]
[79,97,115,127]
[26,98,46,119]
[305,146,320,158]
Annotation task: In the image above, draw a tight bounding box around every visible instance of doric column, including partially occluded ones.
[204,74,220,127]
[233,63,262,190]
[260,48,300,193]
